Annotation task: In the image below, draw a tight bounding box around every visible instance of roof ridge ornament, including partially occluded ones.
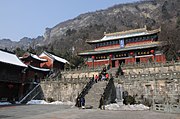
[104,27,147,37]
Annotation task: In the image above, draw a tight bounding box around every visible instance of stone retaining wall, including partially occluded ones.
[40,79,88,102]
[114,71,180,107]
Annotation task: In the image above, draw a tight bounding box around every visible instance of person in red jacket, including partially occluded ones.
[95,74,98,83]
[105,73,109,80]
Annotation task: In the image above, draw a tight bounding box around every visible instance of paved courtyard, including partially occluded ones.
[0,105,180,119]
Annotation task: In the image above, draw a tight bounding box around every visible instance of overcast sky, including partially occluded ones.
[0,0,138,41]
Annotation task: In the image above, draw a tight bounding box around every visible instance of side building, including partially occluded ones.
[20,52,50,83]
[79,27,166,68]
[0,50,27,102]
[39,51,70,71]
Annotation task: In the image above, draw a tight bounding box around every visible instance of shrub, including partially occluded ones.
[47,97,55,103]
[123,95,136,105]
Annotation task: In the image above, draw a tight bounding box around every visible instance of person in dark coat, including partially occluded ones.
[76,97,81,108]
[99,95,105,110]
[81,97,85,109]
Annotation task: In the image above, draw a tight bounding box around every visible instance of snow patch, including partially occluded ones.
[0,102,12,105]
[105,103,149,111]
[27,100,74,105]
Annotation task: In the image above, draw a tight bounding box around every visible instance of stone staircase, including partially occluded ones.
[85,81,107,109]
[107,67,118,77]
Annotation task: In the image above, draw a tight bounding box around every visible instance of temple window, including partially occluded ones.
[102,43,104,46]
[135,37,138,42]
[107,42,109,45]
[126,39,129,43]
[139,37,142,41]
[103,42,106,46]
[115,40,119,44]
[146,36,149,40]
[99,43,102,46]
[129,38,132,42]
[131,38,134,42]
[143,36,146,40]
[154,35,158,38]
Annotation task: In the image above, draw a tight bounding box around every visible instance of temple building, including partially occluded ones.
[79,26,166,68]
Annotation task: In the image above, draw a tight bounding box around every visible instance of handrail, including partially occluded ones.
[19,84,40,103]
[75,77,95,106]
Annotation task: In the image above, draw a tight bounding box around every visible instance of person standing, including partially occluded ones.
[76,97,81,108]
[95,75,98,83]
[81,97,85,109]
[99,95,105,110]
[105,73,109,81]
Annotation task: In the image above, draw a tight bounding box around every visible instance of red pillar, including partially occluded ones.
[109,54,113,68]
[92,56,95,69]
[150,50,155,62]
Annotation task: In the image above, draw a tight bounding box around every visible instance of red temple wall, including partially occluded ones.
[85,54,166,68]
[125,58,135,64]
[155,54,166,63]
[86,60,109,67]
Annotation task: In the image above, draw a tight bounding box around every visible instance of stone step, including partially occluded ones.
[85,81,107,109]
[107,67,118,77]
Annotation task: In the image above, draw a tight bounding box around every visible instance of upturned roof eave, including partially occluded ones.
[86,28,160,44]
[28,65,50,72]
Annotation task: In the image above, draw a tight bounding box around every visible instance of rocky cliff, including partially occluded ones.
[43,0,180,54]
[0,0,179,58]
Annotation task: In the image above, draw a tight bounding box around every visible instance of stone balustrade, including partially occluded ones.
[115,71,180,82]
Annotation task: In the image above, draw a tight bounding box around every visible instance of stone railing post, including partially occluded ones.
[85,75,87,80]
[148,71,151,81]
[78,75,80,82]
[128,72,131,80]
[70,76,72,81]
[138,72,141,80]
[64,77,66,83]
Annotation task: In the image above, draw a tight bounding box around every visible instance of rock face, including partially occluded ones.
[42,0,179,54]
[0,36,44,51]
